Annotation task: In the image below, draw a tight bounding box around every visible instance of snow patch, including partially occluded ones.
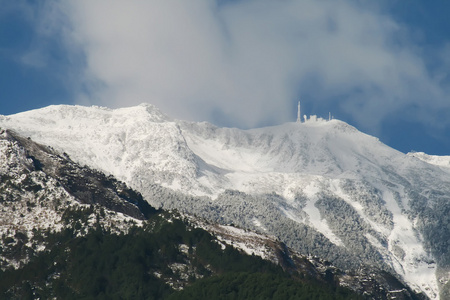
[301,180,344,247]
[381,189,439,299]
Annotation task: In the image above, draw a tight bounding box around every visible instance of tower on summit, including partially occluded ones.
[296,101,301,123]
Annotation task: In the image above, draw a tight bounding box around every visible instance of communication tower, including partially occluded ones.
[296,101,301,123]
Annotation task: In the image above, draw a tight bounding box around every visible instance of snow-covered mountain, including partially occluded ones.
[1,104,449,299]
[1,128,420,299]
[408,151,450,171]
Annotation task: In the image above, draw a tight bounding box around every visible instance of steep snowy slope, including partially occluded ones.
[0,105,203,194]
[181,119,449,299]
[1,104,449,299]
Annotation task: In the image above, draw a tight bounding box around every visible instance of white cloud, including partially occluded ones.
[57,0,450,130]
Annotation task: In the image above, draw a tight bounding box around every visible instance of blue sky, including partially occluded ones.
[1,0,450,155]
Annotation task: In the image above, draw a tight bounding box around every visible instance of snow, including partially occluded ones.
[252,218,267,231]
[1,103,448,299]
[300,179,344,247]
[330,179,391,236]
[188,213,279,262]
[329,178,440,297]
[408,151,450,171]
[206,224,274,260]
[381,188,439,298]
[0,104,204,198]
[1,105,441,201]
[0,127,146,270]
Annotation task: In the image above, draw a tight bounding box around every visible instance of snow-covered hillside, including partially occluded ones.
[408,151,450,171]
[1,104,449,299]
[0,128,149,270]
[1,129,420,299]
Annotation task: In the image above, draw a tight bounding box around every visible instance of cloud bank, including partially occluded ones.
[49,0,450,134]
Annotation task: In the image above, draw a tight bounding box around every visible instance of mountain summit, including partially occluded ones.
[1,104,449,299]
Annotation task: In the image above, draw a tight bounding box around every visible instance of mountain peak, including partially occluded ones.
[125,103,173,122]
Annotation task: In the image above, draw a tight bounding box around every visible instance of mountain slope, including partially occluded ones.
[0,129,416,299]
[0,127,151,270]
[408,152,450,171]
[1,104,449,299]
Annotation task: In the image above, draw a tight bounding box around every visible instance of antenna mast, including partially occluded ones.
[296,101,301,123]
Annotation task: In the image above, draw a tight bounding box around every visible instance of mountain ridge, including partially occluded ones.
[1,104,449,299]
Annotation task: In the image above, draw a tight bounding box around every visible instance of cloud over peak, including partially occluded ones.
[44,0,449,137]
